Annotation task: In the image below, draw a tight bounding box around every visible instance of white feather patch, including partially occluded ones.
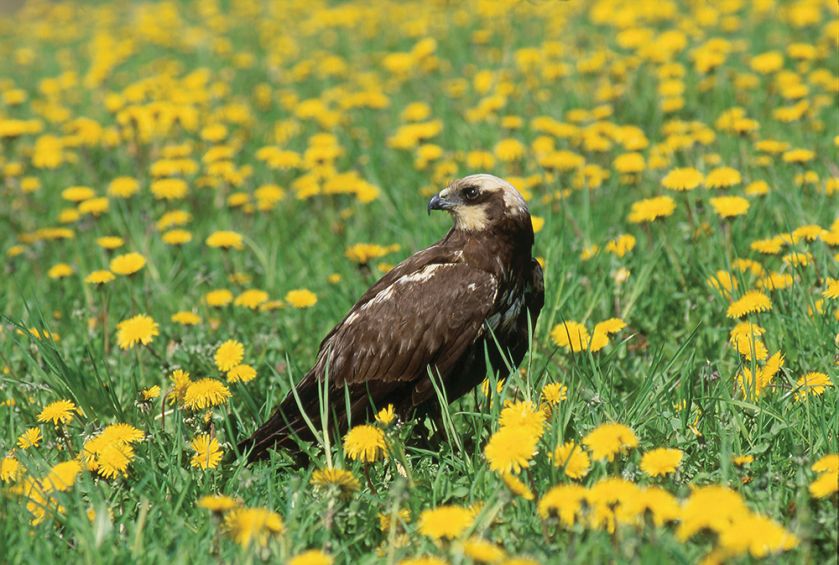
[455,203,489,231]
[397,263,448,284]
[362,285,395,310]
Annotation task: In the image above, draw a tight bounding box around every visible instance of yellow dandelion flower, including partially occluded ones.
[224,507,284,548]
[733,455,754,466]
[17,427,42,449]
[156,210,191,230]
[731,332,768,361]
[794,372,832,401]
[499,472,534,500]
[677,485,749,540]
[96,236,124,250]
[141,385,161,400]
[171,311,201,325]
[285,289,318,308]
[552,441,591,479]
[604,234,636,257]
[662,167,703,191]
[586,477,643,531]
[705,166,742,188]
[109,252,146,276]
[62,186,95,202]
[494,138,526,162]
[745,180,770,196]
[757,272,794,290]
[78,196,109,216]
[751,237,785,255]
[626,486,680,527]
[783,251,811,267]
[398,557,447,565]
[81,423,143,478]
[822,278,839,299]
[1,455,22,483]
[537,484,587,526]
[48,263,74,279]
[206,230,244,250]
[85,270,115,285]
[226,364,257,383]
[484,425,539,474]
[114,314,156,350]
[809,470,839,499]
[613,152,645,175]
[151,178,188,200]
[582,423,638,462]
[288,550,333,565]
[183,379,232,410]
[727,291,772,318]
[499,400,546,438]
[782,148,815,164]
[593,317,627,336]
[707,270,738,295]
[737,351,784,398]
[550,321,590,352]
[344,424,387,462]
[197,494,241,513]
[791,225,825,242]
[42,460,82,492]
[580,244,600,260]
[345,243,398,264]
[311,468,360,496]
[418,504,475,540]
[719,513,799,558]
[108,176,139,198]
[729,322,765,341]
[640,448,683,477]
[162,229,192,245]
[375,404,396,426]
[812,454,838,475]
[731,259,765,276]
[96,442,135,479]
[215,340,244,372]
[541,383,567,406]
[205,289,234,307]
[168,369,192,405]
[709,195,750,219]
[37,399,78,426]
[234,289,269,309]
[461,537,506,563]
[627,195,676,223]
[190,434,223,470]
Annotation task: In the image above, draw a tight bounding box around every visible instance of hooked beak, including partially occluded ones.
[427,194,453,215]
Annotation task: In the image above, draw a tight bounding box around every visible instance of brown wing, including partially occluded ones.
[240,257,498,461]
[314,235,457,350]
[315,261,498,394]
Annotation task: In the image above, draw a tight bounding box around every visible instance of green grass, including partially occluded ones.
[1,0,837,563]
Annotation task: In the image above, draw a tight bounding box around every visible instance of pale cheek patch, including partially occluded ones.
[454,204,489,231]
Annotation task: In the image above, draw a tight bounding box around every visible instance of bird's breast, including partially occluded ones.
[486,284,525,336]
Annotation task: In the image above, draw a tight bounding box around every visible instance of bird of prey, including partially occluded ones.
[239,173,544,462]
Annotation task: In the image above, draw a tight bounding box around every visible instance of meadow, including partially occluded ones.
[0,0,837,563]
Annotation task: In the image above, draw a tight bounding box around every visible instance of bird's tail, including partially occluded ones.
[237,377,322,464]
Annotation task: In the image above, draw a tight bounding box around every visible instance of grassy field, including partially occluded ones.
[1,0,837,563]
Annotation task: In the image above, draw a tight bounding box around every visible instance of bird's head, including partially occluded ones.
[428,173,531,233]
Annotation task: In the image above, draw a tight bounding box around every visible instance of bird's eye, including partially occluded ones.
[463,186,479,201]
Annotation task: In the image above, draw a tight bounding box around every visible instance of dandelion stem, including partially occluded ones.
[362,462,378,495]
